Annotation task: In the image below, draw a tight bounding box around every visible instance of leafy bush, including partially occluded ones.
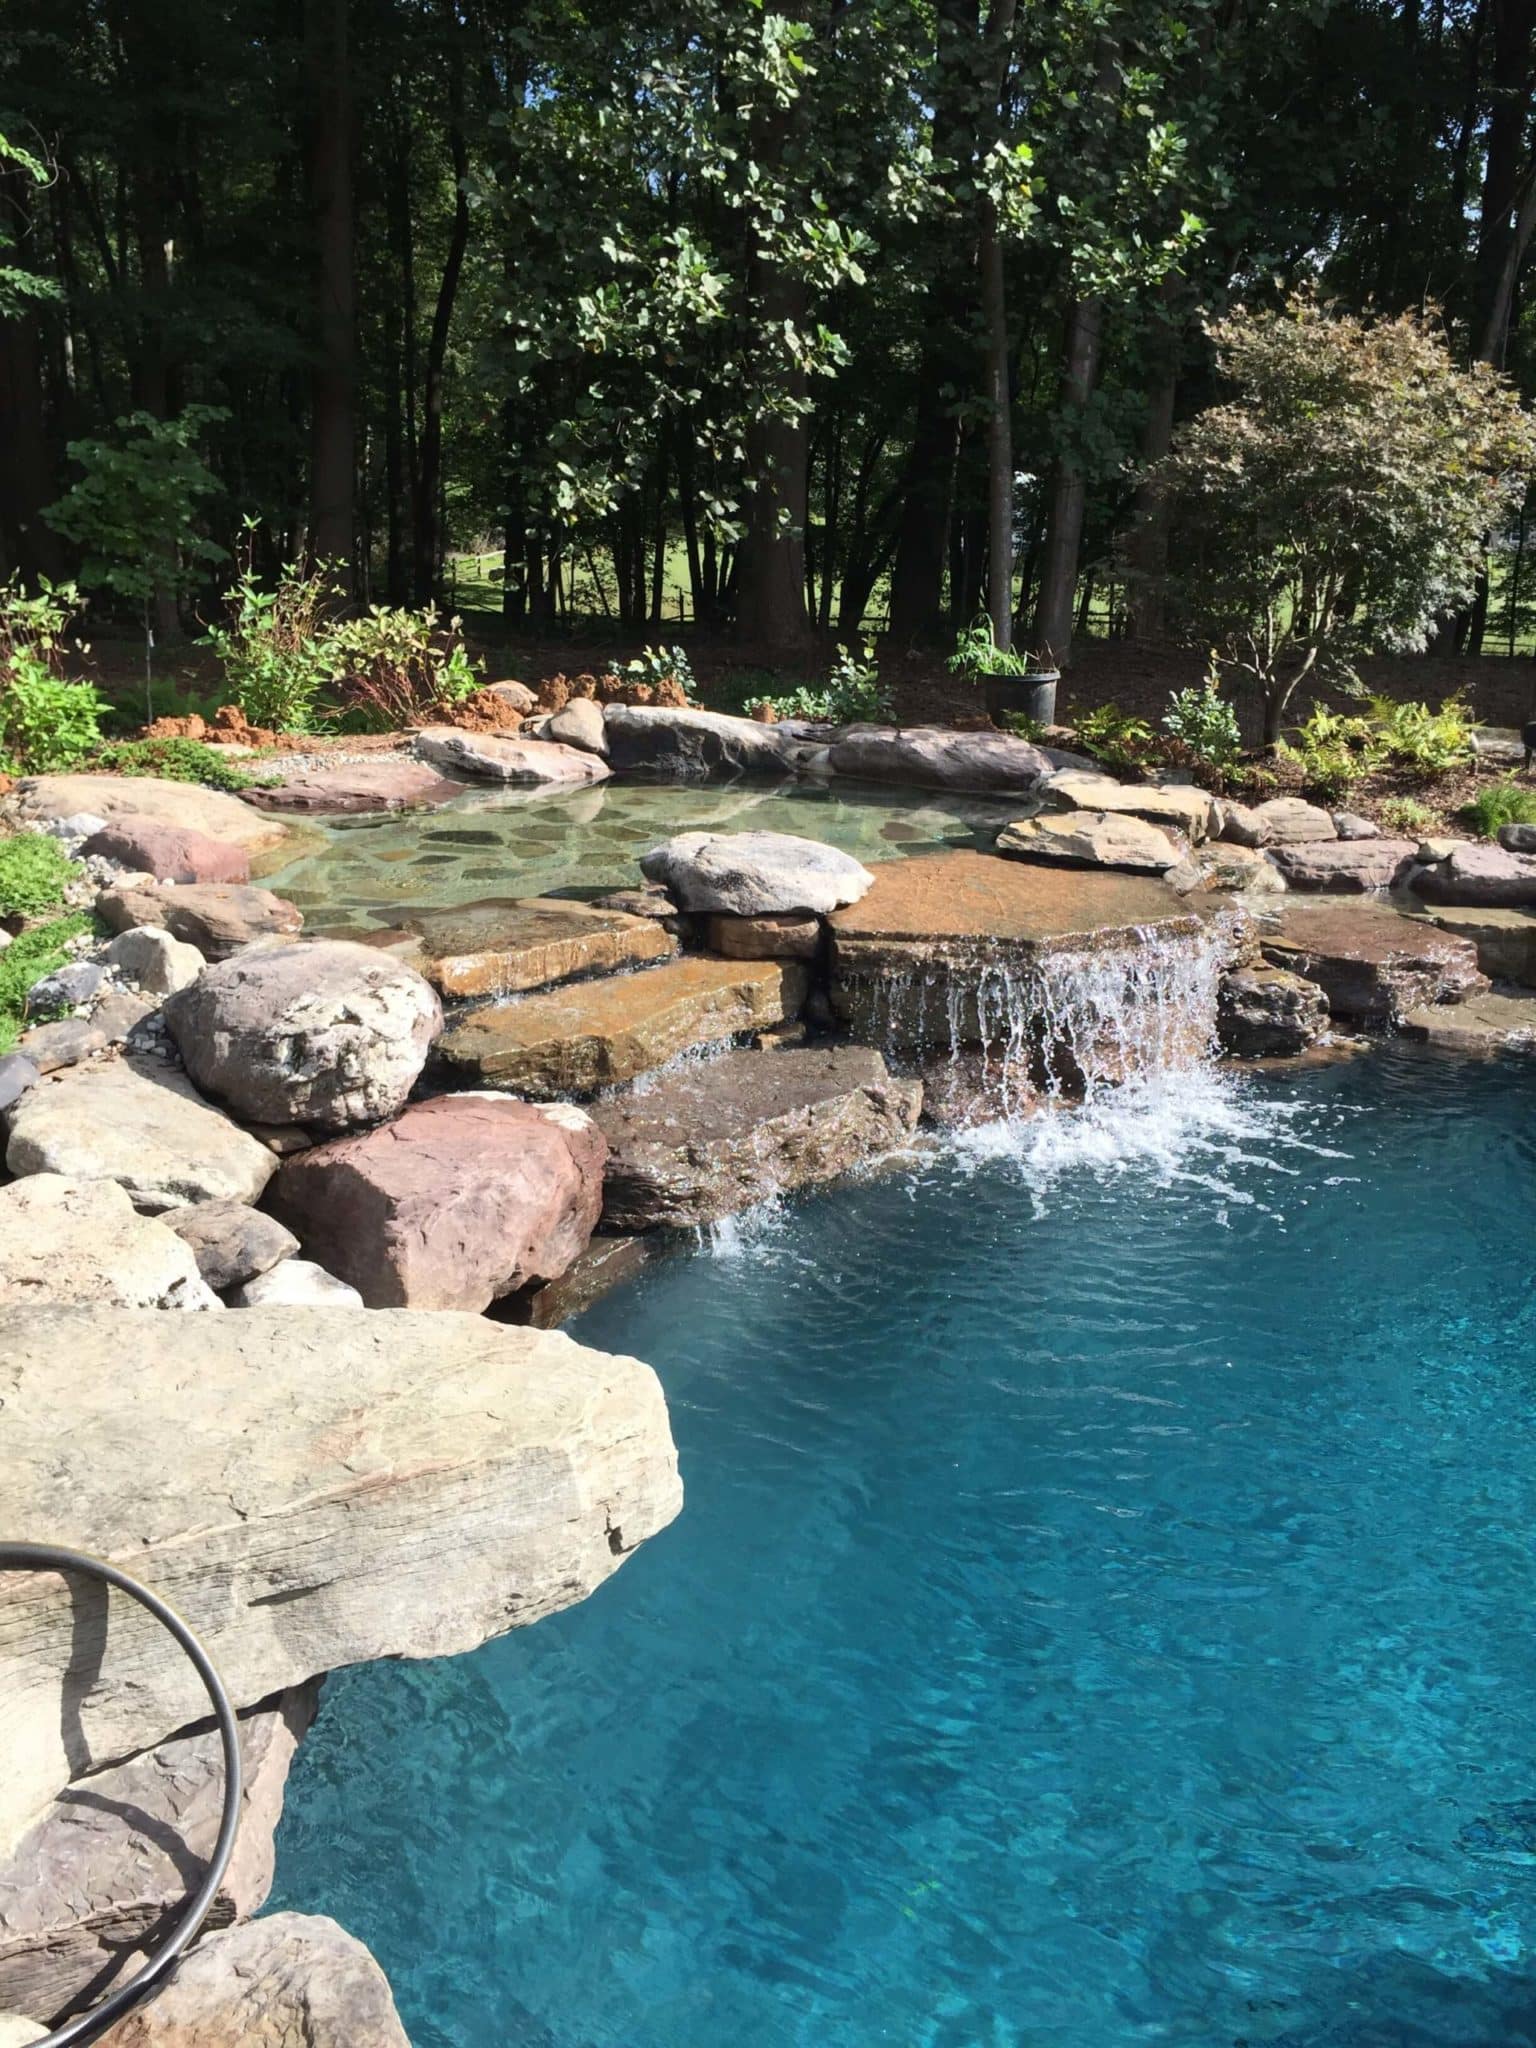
[1366,695,1473,775]
[0,832,78,917]
[323,606,481,731]
[1458,780,1536,838]
[0,911,93,1053]
[1074,702,1158,775]
[946,613,1038,681]
[746,642,890,725]
[0,577,107,771]
[619,644,696,703]
[1002,712,1049,742]
[1162,676,1241,768]
[202,546,337,732]
[91,737,272,792]
[1281,704,1375,802]
[1381,795,1436,835]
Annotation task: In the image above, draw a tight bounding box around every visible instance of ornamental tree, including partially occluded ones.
[1151,292,1536,744]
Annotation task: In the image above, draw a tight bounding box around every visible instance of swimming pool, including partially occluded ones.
[271,1046,1536,2048]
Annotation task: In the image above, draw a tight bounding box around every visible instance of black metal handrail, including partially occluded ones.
[0,1542,243,2047]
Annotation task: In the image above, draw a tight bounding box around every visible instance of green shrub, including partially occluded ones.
[0,832,78,917]
[1381,795,1436,835]
[202,545,337,732]
[1163,677,1241,769]
[946,613,1037,681]
[0,911,93,1053]
[91,737,272,792]
[1458,780,1536,838]
[1282,704,1374,803]
[0,577,107,771]
[619,644,696,702]
[746,642,890,726]
[1367,695,1473,776]
[323,605,481,731]
[1074,702,1158,775]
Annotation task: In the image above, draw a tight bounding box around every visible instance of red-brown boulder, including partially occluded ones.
[267,1093,606,1310]
[81,815,252,884]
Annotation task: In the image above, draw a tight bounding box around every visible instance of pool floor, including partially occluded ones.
[270,1047,1536,2047]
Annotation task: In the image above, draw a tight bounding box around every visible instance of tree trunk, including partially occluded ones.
[413,13,470,605]
[305,0,356,575]
[0,163,62,582]
[979,199,1014,651]
[1474,0,1536,365]
[1124,280,1182,640]
[733,262,813,650]
[1032,292,1106,665]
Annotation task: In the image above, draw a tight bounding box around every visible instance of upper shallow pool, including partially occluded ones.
[270,1047,1536,2048]
[261,776,1023,930]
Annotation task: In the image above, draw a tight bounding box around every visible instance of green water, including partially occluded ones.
[260,777,1022,930]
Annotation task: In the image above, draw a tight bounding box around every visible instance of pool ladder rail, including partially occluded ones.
[0,1543,243,2047]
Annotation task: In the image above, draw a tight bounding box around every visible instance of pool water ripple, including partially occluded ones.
[272,1047,1536,2048]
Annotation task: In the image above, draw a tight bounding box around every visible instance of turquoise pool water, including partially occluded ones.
[261,777,1020,929]
[271,1047,1536,2047]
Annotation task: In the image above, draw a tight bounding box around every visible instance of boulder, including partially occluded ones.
[593,1045,922,1230]
[103,926,204,996]
[13,1018,108,1074]
[95,883,303,962]
[78,819,250,885]
[437,955,808,1096]
[485,678,539,714]
[827,850,1204,1058]
[1260,902,1487,1025]
[995,808,1183,874]
[267,1094,606,1311]
[1216,968,1330,1057]
[827,723,1053,793]
[15,776,283,853]
[1400,987,1536,1052]
[38,812,107,852]
[164,941,442,1131]
[505,1233,657,1330]
[592,881,684,931]
[1411,841,1536,906]
[365,896,676,998]
[24,961,103,1013]
[542,696,609,756]
[0,2018,42,2045]
[93,994,156,1046]
[704,911,822,961]
[1332,810,1381,841]
[227,1259,363,1307]
[161,1199,299,1292]
[1039,771,1218,843]
[0,1177,220,1310]
[1406,906,1536,987]
[5,1062,276,1213]
[602,704,793,781]
[0,1056,38,1113]
[640,830,874,915]
[0,1307,682,1849]
[244,760,464,814]
[1219,796,1335,847]
[0,1690,315,2025]
[415,728,611,787]
[1166,843,1286,899]
[1500,822,1536,853]
[1267,837,1417,891]
[90,1914,408,2048]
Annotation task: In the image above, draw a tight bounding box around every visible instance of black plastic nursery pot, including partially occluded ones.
[982,670,1060,727]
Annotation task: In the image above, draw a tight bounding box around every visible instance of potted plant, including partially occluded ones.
[946,615,1060,727]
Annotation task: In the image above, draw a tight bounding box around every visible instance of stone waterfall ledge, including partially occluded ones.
[826,849,1209,1052]
[0,1307,682,1854]
[0,1688,316,2027]
[91,1913,409,2047]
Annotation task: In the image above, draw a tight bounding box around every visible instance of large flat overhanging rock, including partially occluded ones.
[368,895,678,997]
[828,724,1053,793]
[0,1688,315,2026]
[91,1913,408,2047]
[436,955,808,1096]
[1039,771,1218,842]
[1260,901,1487,1025]
[14,776,285,853]
[1400,986,1536,1052]
[1411,840,1536,907]
[1406,905,1536,987]
[593,1045,922,1229]
[244,759,464,814]
[0,1307,682,1852]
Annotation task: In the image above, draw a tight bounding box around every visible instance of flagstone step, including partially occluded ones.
[365,895,677,996]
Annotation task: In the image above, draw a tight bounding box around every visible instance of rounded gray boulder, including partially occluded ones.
[640,830,874,915]
[164,940,443,1131]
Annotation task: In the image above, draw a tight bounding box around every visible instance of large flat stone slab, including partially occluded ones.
[436,956,808,1096]
[96,882,303,961]
[0,1307,682,1850]
[14,776,285,853]
[244,760,464,814]
[829,724,1053,793]
[1039,771,1218,842]
[1260,901,1487,1025]
[92,1913,408,2047]
[416,728,611,786]
[1400,987,1536,1052]
[593,1045,923,1229]
[996,809,1183,873]
[1268,838,1416,891]
[268,1094,606,1309]
[828,851,1211,1078]
[0,1689,315,2025]
[1411,841,1536,907]
[4,1061,277,1214]
[1407,905,1536,987]
[369,896,677,997]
